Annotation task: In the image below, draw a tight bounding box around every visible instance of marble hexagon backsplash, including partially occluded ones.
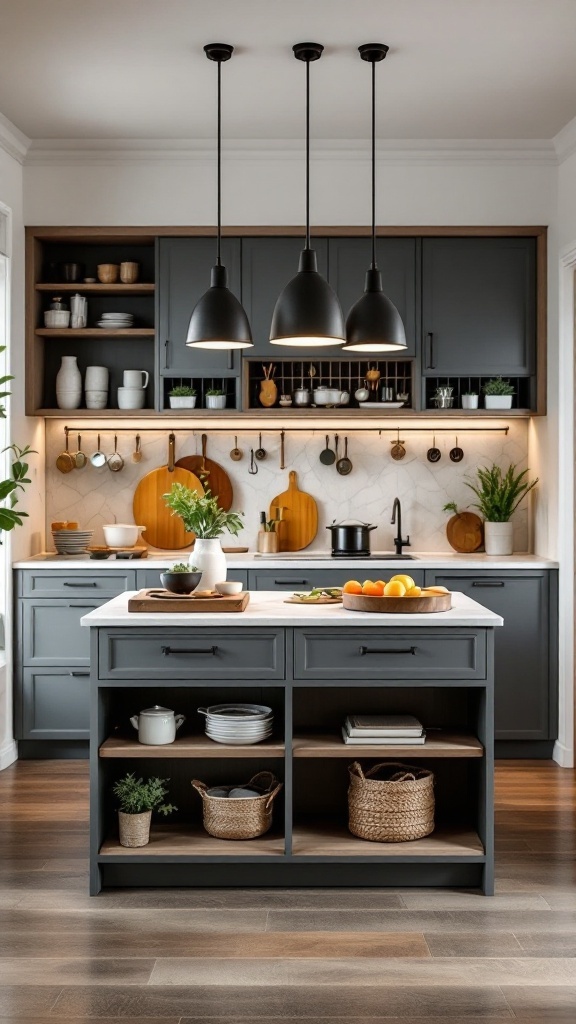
[45,421,530,553]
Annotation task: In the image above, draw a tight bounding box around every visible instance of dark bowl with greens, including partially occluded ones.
[160,563,202,595]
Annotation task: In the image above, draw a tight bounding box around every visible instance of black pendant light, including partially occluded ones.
[343,43,407,353]
[186,43,253,351]
[270,43,345,348]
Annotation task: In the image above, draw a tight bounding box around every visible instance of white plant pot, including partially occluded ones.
[484,521,514,556]
[205,395,226,410]
[55,355,82,409]
[461,395,479,409]
[484,395,513,410]
[169,396,197,409]
[191,538,227,591]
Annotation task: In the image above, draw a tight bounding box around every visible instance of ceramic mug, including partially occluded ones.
[120,261,140,283]
[117,387,145,410]
[123,369,149,389]
[85,366,109,390]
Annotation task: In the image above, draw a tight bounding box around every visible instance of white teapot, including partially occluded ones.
[130,705,185,745]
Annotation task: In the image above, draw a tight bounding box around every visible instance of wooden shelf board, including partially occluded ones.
[36,328,155,337]
[99,735,285,759]
[36,283,155,294]
[292,732,483,758]
[292,822,484,858]
[36,408,159,418]
[100,824,285,857]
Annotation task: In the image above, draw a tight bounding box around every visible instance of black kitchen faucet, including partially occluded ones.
[391,497,411,556]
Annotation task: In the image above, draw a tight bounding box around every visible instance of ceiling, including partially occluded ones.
[1,0,576,143]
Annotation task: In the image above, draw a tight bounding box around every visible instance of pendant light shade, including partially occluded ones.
[343,43,407,353]
[186,43,253,351]
[270,43,345,348]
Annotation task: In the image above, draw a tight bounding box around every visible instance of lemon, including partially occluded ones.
[390,573,415,591]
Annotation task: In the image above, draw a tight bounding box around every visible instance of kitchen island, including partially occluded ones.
[82,591,502,894]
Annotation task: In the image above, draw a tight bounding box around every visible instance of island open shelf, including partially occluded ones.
[99,735,286,758]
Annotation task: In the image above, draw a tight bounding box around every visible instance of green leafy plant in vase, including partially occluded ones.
[168,383,197,409]
[205,387,227,410]
[465,463,538,555]
[163,483,244,590]
[113,773,177,848]
[482,376,515,409]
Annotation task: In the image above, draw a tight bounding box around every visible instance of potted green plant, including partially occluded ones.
[465,463,538,555]
[482,377,515,410]
[163,483,244,589]
[168,384,196,410]
[112,772,177,848]
[461,390,478,410]
[205,387,227,410]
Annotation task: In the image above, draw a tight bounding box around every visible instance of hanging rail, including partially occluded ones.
[63,425,509,437]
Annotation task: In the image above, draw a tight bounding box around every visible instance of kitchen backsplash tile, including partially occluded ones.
[45,422,530,553]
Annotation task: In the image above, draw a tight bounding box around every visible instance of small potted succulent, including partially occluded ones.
[168,384,197,409]
[205,388,227,410]
[465,463,538,555]
[160,561,202,595]
[461,390,478,410]
[113,772,177,848]
[482,377,514,410]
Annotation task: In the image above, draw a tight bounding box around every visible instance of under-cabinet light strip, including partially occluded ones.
[63,424,509,436]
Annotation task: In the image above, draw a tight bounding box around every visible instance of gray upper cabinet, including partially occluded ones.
[241,237,333,357]
[421,237,536,376]
[157,237,242,376]
[328,238,418,357]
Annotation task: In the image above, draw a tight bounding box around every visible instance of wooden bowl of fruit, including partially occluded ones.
[341,575,451,613]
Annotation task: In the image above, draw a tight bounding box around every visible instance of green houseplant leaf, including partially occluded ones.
[465,463,538,522]
[163,483,244,539]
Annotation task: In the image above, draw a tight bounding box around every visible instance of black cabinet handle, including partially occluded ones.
[161,645,218,657]
[227,350,233,371]
[359,645,417,656]
[69,603,97,608]
[427,331,435,369]
[64,581,97,588]
[69,670,90,677]
[275,579,309,585]
[164,338,170,369]
[471,581,505,588]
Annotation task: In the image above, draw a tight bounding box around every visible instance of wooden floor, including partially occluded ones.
[0,760,575,1022]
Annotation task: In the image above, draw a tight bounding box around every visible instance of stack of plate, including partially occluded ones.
[199,703,274,746]
[52,529,94,554]
[96,312,135,330]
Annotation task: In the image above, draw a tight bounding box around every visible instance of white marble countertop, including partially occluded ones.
[14,551,558,570]
[81,590,503,629]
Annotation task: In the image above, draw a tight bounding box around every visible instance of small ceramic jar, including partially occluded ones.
[130,706,185,745]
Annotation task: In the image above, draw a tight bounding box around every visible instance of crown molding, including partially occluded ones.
[0,112,31,164]
[554,115,576,164]
[24,136,557,167]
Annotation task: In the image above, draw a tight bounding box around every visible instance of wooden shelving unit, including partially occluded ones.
[36,328,155,338]
[291,822,484,858]
[36,283,155,295]
[292,732,483,758]
[99,734,285,759]
[99,824,284,858]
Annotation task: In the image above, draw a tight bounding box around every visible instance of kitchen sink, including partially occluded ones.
[254,552,417,560]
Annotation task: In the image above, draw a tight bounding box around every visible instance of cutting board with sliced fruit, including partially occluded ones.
[341,574,452,613]
[285,587,343,605]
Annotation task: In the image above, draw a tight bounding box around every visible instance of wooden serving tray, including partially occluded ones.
[128,588,250,613]
[342,593,452,614]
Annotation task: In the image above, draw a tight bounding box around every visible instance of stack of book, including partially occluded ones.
[342,714,426,746]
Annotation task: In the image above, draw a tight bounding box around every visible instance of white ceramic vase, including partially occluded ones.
[55,355,82,410]
[484,521,514,556]
[461,395,479,409]
[190,538,226,591]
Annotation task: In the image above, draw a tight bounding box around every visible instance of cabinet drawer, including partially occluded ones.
[22,600,105,666]
[18,668,90,740]
[99,629,285,680]
[135,568,248,590]
[249,569,352,592]
[294,629,486,680]
[19,570,136,599]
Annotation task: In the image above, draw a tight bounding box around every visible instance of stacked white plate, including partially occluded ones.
[96,312,134,329]
[52,529,94,554]
[199,703,274,746]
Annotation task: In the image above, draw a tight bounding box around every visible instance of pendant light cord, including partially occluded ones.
[371,57,376,269]
[305,57,310,251]
[217,57,222,267]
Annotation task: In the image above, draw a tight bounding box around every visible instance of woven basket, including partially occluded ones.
[192,771,282,840]
[118,809,152,848]
[348,761,435,843]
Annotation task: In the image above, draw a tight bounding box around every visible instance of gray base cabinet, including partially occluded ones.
[248,568,425,591]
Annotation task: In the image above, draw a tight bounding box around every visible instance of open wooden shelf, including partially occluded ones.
[36,283,155,294]
[292,822,484,858]
[36,328,155,337]
[37,408,159,418]
[99,824,285,858]
[99,734,285,759]
[292,732,483,758]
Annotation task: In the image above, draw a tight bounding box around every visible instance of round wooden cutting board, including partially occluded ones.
[342,593,452,614]
[446,512,484,553]
[133,434,204,550]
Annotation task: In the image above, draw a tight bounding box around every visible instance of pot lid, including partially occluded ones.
[327,519,375,529]
[140,705,174,716]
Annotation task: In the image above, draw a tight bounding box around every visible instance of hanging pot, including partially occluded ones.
[326,519,377,555]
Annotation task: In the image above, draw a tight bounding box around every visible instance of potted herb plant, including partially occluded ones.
[113,772,177,848]
[482,377,514,410]
[163,483,244,590]
[461,390,478,410]
[465,463,538,555]
[160,562,202,594]
[205,388,227,410]
[168,384,196,410]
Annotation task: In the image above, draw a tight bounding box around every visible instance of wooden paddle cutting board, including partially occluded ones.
[133,434,204,550]
[446,512,484,553]
[128,589,250,613]
[269,470,318,551]
[176,435,233,512]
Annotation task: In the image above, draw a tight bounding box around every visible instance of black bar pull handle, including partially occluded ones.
[471,580,505,588]
[69,603,97,608]
[275,579,309,586]
[164,338,170,369]
[161,645,218,657]
[359,645,417,656]
[69,670,90,677]
[64,581,97,587]
[427,331,435,369]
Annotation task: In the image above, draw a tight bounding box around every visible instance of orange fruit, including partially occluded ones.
[376,580,387,588]
[384,580,406,597]
[405,585,422,597]
[390,574,415,591]
[362,580,382,596]
[343,580,362,595]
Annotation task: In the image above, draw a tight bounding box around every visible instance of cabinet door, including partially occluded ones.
[157,237,242,375]
[241,238,333,357]
[328,238,418,356]
[22,600,103,666]
[422,238,536,376]
[425,571,552,740]
[20,668,90,740]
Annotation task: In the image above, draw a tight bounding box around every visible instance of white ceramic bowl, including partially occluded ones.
[102,524,143,548]
[215,580,243,596]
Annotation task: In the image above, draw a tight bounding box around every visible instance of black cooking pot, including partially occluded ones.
[326,519,377,554]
